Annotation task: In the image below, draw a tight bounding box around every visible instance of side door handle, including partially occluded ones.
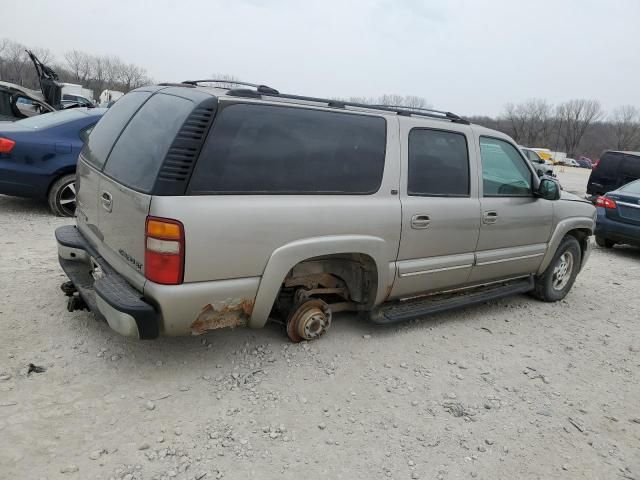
[411,214,431,229]
[482,210,498,224]
[101,191,113,212]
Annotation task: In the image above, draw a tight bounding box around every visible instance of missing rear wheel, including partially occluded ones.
[286,298,332,343]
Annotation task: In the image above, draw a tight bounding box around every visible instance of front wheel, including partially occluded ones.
[531,236,581,302]
[48,174,76,217]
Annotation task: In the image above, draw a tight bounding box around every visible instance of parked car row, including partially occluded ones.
[585,150,640,249]
[0,50,123,123]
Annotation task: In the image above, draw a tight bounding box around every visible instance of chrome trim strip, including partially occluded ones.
[617,201,640,210]
[399,263,473,277]
[476,252,544,266]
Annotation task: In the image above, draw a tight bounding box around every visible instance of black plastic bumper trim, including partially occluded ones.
[55,225,159,339]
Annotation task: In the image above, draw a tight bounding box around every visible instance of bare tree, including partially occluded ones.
[503,102,527,143]
[119,63,148,90]
[377,94,406,106]
[556,99,602,158]
[402,95,432,110]
[502,99,554,146]
[207,73,241,89]
[64,50,91,83]
[6,41,29,85]
[611,105,640,151]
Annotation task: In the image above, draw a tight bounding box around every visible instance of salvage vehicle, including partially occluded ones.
[0,107,105,216]
[0,81,55,122]
[55,81,596,342]
[594,179,640,248]
[587,150,640,201]
[520,147,555,177]
[0,50,73,122]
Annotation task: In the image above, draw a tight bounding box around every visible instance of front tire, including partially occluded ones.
[48,174,76,217]
[595,236,615,248]
[532,236,581,302]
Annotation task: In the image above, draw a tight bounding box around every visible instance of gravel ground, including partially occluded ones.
[1,168,639,480]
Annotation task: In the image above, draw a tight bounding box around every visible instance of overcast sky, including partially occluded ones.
[5,0,639,116]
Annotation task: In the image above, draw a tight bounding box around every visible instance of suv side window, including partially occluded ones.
[188,103,386,194]
[81,91,151,169]
[408,128,469,196]
[103,93,194,193]
[480,137,532,196]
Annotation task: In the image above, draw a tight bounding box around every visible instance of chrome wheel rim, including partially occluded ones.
[552,251,573,291]
[59,182,76,216]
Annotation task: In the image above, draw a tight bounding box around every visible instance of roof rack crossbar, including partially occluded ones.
[183,80,468,124]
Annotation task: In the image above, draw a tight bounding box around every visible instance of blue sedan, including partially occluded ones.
[0,107,106,216]
[595,179,640,248]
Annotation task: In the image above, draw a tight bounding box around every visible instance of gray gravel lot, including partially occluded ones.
[1,168,639,480]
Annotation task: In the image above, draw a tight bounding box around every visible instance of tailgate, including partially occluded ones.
[85,90,199,289]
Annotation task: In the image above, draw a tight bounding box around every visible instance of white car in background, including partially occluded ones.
[564,158,580,167]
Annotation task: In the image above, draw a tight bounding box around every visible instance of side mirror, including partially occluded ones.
[537,177,561,200]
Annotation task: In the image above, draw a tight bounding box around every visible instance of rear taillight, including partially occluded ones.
[144,216,184,285]
[595,196,617,209]
[0,137,15,153]
[592,159,600,169]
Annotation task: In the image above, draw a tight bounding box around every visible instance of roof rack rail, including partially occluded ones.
[181,79,469,124]
[182,79,279,95]
[261,92,470,124]
[370,105,467,122]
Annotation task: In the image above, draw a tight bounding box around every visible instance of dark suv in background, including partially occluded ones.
[587,151,640,200]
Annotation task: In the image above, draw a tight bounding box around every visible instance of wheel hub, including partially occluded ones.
[59,182,77,216]
[551,251,574,291]
[286,299,332,342]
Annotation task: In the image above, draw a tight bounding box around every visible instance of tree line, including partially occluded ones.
[469,99,640,160]
[0,38,152,99]
[2,39,637,159]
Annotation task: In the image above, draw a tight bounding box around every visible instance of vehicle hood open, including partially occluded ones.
[26,49,62,108]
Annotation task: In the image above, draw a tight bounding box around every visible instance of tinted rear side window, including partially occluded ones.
[621,154,640,177]
[597,152,623,176]
[103,93,194,192]
[82,91,151,169]
[188,103,386,194]
[408,129,469,196]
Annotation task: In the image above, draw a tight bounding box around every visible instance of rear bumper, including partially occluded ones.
[595,209,640,246]
[55,225,159,339]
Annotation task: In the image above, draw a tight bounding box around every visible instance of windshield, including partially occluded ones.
[15,108,87,129]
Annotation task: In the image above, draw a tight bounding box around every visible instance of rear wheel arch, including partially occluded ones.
[248,236,390,328]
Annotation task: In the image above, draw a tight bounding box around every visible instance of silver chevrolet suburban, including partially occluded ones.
[55,80,596,342]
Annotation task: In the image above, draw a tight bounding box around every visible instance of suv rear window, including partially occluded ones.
[188,103,386,194]
[82,91,151,169]
[103,93,194,192]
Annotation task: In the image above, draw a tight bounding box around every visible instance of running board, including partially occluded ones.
[370,277,534,325]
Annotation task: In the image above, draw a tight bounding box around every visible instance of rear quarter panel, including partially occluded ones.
[147,115,402,329]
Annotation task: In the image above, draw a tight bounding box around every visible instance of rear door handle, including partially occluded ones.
[411,214,431,229]
[101,191,112,212]
[482,210,498,224]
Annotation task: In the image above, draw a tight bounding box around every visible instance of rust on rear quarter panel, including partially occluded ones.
[191,299,254,335]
